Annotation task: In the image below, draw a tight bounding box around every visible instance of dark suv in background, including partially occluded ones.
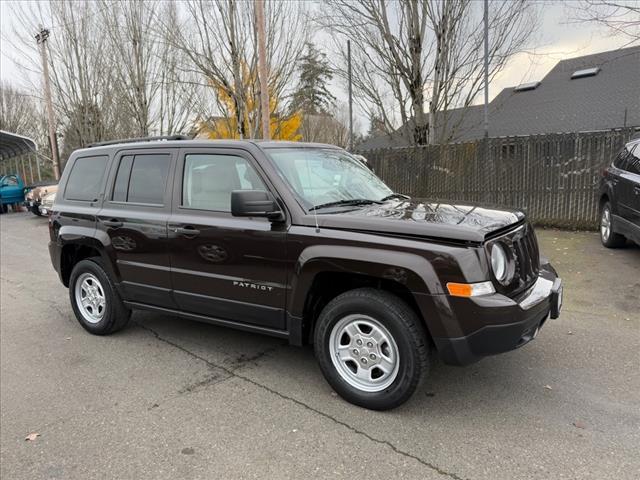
[599,138,640,247]
[48,137,562,410]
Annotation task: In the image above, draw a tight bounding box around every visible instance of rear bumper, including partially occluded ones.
[433,263,562,366]
[48,241,62,280]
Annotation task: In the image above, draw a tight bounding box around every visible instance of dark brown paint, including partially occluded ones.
[49,139,561,366]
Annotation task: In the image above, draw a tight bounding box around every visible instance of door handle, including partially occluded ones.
[172,225,200,237]
[102,219,123,228]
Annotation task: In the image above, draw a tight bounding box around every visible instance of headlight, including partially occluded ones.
[491,243,508,283]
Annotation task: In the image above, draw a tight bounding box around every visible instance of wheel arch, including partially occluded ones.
[288,246,449,346]
[58,232,119,287]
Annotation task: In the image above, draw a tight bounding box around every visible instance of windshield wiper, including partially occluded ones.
[380,193,410,201]
[309,198,382,212]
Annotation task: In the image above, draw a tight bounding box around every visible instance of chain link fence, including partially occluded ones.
[359,128,639,229]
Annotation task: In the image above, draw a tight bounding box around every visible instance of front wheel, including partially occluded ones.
[600,202,626,248]
[314,288,429,410]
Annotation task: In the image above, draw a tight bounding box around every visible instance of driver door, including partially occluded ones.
[167,148,288,331]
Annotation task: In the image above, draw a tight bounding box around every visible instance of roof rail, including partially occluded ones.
[87,134,191,148]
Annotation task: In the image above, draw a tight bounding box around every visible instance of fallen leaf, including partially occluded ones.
[65,337,71,340]
[330,391,337,397]
[544,385,553,390]
[573,420,586,429]
[567,331,573,335]
[25,433,40,441]
[292,429,298,433]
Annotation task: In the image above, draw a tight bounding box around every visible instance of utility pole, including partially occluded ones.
[34,152,41,181]
[347,40,353,151]
[255,0,270,140]
[483,0,489,139]
[36,25,61,179]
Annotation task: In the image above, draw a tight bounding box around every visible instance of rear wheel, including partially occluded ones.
[600,202,626,248]
[69,258,131,335]
[314,288,429,410]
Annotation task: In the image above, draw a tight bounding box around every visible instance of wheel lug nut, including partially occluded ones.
[367,342,373,348]
[356,339,362,346]
[369,353,376,360]
[353,349,359,355]
[361,357,368,364]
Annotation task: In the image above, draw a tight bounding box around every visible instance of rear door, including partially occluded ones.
[97,149,177,308]
[167,148,288,330]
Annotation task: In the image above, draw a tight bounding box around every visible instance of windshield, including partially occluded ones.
[267,148,392,210]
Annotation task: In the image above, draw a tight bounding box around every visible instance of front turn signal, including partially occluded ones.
[447,281,495,297]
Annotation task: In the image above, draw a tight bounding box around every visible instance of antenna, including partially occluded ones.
[314,207,320,234]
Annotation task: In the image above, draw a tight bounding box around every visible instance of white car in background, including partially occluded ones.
[39,191,56,216]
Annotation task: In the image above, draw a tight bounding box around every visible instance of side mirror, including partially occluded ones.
[231,190,283,221]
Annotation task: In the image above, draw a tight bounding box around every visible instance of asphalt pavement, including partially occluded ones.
[1,211,638,480]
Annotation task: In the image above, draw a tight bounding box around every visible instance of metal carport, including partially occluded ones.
[0,130,41,184]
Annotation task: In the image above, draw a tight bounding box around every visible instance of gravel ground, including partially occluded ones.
[1,211,639,480]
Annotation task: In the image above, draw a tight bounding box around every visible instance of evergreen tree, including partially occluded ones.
[291,42,336,115]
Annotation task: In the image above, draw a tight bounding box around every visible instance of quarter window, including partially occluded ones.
[111,154,171,205]
[182,154,265,211]
[65,156,108,201]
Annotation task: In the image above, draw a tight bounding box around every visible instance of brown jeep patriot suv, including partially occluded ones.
[49,136,562,410]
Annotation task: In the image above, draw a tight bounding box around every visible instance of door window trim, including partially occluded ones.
[104,148,177,210]
[172,147,286,220]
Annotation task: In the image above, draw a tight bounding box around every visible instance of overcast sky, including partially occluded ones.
[0,0,635,130]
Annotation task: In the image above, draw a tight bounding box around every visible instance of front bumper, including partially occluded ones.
[434,263,562,366]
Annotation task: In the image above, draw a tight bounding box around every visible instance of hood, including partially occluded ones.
[307,199,525,243]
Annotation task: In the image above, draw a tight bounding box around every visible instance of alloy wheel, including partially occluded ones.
[601,207,611,242]
[75,272,106,324]
[329,314,400,392]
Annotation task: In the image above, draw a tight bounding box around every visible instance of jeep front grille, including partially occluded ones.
[511,223,540,289]
[490,223,541,297]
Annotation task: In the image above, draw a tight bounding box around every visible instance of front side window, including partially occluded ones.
[65,156,108,201]
[182,154,265,211]
[111,154,171,205]
[267,148,392,210]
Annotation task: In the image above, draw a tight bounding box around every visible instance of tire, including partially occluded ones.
[69,257,131,335]
[600,202,626,248]
[314,288,429,410]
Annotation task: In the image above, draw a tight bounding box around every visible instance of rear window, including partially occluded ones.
[111,153,171,205]
[64,156,108,201]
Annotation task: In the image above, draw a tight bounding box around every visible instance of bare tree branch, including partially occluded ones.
[318,0,539,145]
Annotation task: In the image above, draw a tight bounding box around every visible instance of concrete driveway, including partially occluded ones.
[1,212,638,480]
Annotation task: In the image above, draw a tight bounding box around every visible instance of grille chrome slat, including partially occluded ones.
[492,223,540,297]
[512,224,539,289]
